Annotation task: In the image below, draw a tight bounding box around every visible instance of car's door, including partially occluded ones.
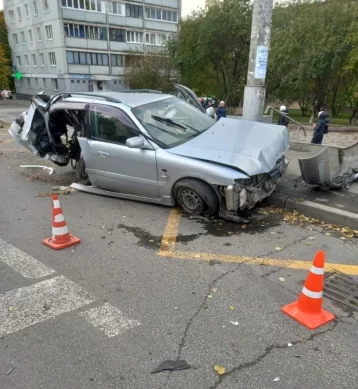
[174,84,206,113]
[80,103,159,198]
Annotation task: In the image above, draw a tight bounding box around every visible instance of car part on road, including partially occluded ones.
[324,271,358,311]
[173,178,219,215]
[151,360,190,374]
[299,146,358,189]
[20,165,54,175]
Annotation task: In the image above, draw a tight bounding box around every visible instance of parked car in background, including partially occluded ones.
[8,86,289,222]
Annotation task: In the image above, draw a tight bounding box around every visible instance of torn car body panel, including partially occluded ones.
[9,90,290,218]
[299,146,358,189]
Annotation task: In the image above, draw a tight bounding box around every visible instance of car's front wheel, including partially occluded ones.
[173,178,219,216]
[75,156,90,185]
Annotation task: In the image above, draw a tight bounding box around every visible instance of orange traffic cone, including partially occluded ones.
[281,251,335,330]
[43,195,80,250]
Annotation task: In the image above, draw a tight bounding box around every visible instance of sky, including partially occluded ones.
[182,0,206,16]
[0,0,206,16]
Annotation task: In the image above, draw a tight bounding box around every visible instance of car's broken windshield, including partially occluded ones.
[132,97,215,148]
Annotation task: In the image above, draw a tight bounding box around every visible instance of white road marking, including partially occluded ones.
[0,276,94,336]
[0,237,55,279]
[79,303,141,337]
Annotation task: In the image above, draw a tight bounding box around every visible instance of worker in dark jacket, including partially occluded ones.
[311,111,330,144]
[216,101,227,121]
[278,105,289,127]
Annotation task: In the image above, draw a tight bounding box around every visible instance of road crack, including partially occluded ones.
[208,320,340,389]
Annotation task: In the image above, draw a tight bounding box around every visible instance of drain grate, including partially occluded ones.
[324,271,358,311]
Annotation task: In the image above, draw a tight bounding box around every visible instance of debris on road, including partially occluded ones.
[275,247,282,251]
[288,343,293,347]
[207,294,213,299]
[229,321,239,326]
[6,367,15,375]
[279,277,285,282]
[151,360,190,374]
[273,377,280,382]
[229,306,235,311]
[20,165,54,175]
[37,185,74,197]
[214,365,226,375]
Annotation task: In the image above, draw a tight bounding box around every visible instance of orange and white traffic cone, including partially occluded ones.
[281,250,335,330]
[43,195,80,250]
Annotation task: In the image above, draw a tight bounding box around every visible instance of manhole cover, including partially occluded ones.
[324,272,358,311]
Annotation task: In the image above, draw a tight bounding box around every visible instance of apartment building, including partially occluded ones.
[4,0,181,96]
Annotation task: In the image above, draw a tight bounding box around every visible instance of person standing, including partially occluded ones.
[216,101,227,121]
[311,111,330,145]
[278,105,289,127]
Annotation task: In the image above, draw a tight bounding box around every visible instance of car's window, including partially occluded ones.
[132,97,215,148]
[91,111,136,145]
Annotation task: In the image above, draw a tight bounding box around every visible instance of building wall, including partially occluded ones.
[4,0,179,96]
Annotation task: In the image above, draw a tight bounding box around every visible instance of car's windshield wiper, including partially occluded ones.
[151,115,202,135]
[151,115,187,130]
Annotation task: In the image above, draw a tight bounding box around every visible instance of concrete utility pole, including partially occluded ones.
[242,0,274,122]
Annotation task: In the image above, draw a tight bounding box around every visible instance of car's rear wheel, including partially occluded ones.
[173,178,219,216]
[75,156,90,185]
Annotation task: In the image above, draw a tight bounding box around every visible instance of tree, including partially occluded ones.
[169,0,252,105]
[267,0,358,120]
[0,11,13,90]
[124,49,176,92]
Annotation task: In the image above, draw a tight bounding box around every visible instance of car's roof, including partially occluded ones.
[68,92,173,108]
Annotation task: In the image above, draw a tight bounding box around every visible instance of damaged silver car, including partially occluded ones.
[9,86,289,222]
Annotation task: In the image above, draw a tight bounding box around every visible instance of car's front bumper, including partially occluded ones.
[225,157,289,211]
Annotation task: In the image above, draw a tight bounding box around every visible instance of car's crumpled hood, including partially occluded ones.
[167,118,289,176]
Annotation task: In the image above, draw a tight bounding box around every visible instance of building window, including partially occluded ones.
[33,0,39,15]
[16,56,22,67]
[45,25,53,40]
[32,54,37,67]
[66,51,109,66]
[126,4,143,18]
[40,53,45,66]
[36,27,42,42]
[21,31,26,44]
[64,23,107,40]
[17,7,22,21]
[9,10,15,23]
[43,0,50,12]
[24,55,29,67]
[145,7,178,22]
[52,79,58,90]
[27,78,32,88]
[109,28,125,42]
[35,78,39,88]
[108,2,124,15]
[28,29,34,43]
[13,33,18,46]
[49,52,56,66]
[24,4,30,18]
[61,0,102,12]
[126,31,143,44]
[110,54,124,67]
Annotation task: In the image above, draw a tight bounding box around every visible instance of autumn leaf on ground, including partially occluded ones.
[275,247,282,251]
[214,365,226,375]
[229,306,235,311]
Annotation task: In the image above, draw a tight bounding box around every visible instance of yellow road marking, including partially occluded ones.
[160,208,181,252]
[158,209,358,275]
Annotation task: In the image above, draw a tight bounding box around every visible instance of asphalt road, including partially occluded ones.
[1,101,358,389]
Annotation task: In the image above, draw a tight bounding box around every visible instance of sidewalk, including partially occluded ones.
[289,128,358,148]
[268,141,358,230]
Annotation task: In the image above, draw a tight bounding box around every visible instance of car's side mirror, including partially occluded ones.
[206,107,215,118]
[126,136,145,149]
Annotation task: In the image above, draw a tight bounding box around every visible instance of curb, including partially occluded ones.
[267,194,358,230]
